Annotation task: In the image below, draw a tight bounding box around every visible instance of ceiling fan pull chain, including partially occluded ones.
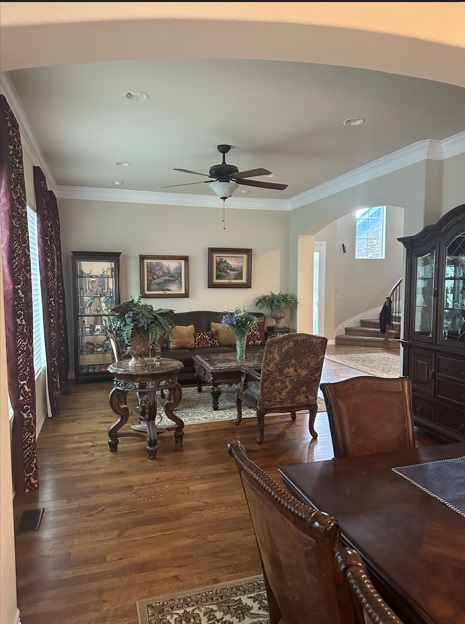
[222,198,226,230]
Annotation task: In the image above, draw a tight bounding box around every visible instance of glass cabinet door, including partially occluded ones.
[414,250,435,338]
[72,251,121,380]
[443,233,465,342]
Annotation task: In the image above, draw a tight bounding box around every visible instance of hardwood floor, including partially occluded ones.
[13,346,440,624]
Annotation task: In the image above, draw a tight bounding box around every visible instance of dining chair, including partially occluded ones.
[227,439,358,624]
[320,375,415,458]
[336,548,405,623]
[235,332,328,444]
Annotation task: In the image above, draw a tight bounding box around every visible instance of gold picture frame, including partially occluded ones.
[208,248,252,288]
[140,255,189,298]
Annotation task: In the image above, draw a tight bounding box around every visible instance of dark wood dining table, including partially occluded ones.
[279,442,465,624]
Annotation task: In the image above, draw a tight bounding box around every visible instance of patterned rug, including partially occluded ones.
[137,576,268,624]
[324,352,401,378]
[153,386,326,428]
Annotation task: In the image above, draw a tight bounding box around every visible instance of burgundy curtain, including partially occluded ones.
[0,94,39,494]
[34,167,69,417]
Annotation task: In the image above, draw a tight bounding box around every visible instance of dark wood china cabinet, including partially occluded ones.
[399,203,465,442]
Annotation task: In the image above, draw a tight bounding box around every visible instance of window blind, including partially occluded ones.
[26,205,46,376]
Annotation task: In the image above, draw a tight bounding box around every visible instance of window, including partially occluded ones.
[355,206,386,259]
[27,205,46,376]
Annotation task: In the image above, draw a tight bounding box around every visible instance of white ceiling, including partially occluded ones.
[2,5,465,208]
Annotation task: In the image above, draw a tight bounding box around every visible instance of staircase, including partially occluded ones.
[335,279,402,350]
[335,318,401,349]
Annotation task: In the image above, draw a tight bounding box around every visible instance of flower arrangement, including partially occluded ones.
[221,307,258,335]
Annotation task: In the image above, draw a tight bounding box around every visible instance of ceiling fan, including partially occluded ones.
[162,144,288,199]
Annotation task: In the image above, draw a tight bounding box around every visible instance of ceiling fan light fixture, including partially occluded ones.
[209,181,239,199]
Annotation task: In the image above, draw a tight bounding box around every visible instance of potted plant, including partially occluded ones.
[109,296,175,366]
[253,291,298,327]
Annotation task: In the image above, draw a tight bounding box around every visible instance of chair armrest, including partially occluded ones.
[242,368,261,382]
[237,367,261,392]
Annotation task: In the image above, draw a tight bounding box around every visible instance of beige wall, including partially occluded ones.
[442,153,465,215]
[58,198,290,377]
[289,156,465,338]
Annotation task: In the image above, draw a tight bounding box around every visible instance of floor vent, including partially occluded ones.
[17,508,44,533]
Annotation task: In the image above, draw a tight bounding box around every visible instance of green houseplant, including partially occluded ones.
[253,291,298,327]
[109,296,175,366]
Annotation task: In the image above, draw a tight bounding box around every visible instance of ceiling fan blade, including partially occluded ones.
[233,168,272,180]
[173,168,211,178]
[161,180,210,189]
[236,179,288,191]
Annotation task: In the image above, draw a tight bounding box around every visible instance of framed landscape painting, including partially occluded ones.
[208,248,252,288]
[140,255,189,298]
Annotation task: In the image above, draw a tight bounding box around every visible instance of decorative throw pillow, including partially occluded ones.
[195,330,219,348]
[169,324,195,349]
[211,322,236,346]
[246,327,262,346]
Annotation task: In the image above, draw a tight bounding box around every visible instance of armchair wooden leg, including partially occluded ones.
[234,396,243,425]
[308,405,318,439]
[290,411,297,421]
[256,412,265,445]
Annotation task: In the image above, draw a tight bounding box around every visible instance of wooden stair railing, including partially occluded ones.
[383,278,402,349]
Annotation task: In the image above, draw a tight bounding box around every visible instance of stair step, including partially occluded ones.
[360,319,380,329]
[335,335,400,349]
[345,327,385,338]
[360,318,401,329]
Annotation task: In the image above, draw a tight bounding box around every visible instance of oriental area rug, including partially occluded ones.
[137,576,268,624]
[324,352,401,378]
[153,386,326,428]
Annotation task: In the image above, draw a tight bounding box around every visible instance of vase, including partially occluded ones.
[128,330,150,367]
[234,330,248,361]
[270,308,286,327]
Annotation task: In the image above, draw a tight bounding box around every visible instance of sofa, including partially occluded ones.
[160,310,267,384]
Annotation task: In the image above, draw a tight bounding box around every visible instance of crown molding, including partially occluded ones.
[442,130,465,159]
[55,186,290,210]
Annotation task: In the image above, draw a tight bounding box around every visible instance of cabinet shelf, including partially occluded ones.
[72,251,121,381]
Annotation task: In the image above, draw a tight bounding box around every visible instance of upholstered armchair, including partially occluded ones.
[235,332,328,444]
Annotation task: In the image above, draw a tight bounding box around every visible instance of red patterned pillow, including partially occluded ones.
[195,330,220,348]
[246,328,262,346]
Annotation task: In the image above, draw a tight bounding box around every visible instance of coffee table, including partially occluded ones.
[193,350,264,410]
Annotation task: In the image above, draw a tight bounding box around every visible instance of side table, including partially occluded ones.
[265,326,290,340]
[107,358,184,460]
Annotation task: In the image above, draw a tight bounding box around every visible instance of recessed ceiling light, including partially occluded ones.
[114,180,124,186]
[343,118,365,126]
[241,189,249,194]
[125,91,149,101]
[116,161,131,167]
